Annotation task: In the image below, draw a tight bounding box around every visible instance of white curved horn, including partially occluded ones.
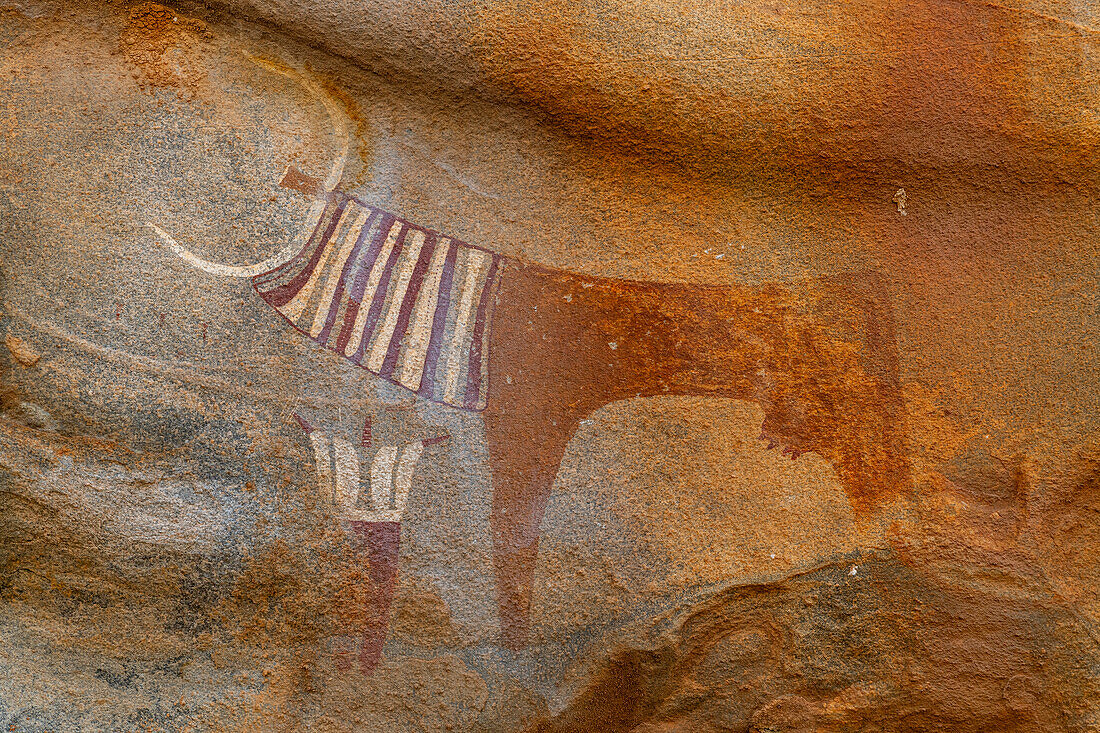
[149,57,352,279]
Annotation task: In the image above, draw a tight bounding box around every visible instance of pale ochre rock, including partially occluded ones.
[5,334,39,366]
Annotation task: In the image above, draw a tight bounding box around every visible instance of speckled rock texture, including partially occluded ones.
[0,0,1097,730]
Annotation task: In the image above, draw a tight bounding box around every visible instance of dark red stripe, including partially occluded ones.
[317,209,380,344]
[418,240,458,401]
[292,412,314,434]
[464,255,501,409]
[351,225,409,365]
[348,213,397,303]
[334,212,396,354]
[258,198,349,308]
[379,233,437,380]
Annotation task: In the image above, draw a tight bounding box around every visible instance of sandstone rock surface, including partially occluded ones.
[0,1,1097,730]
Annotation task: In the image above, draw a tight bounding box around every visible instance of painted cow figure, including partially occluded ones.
[155,152,907,654]
[263,168,908,649]
[150,63,908,652]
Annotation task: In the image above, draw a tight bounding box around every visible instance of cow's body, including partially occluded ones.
[267,172,909,649]
[485,260,907,647]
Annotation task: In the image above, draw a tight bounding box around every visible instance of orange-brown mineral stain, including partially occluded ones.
[468,0,1095,181]
[117,2,212,95]
[248,55,374,180]
[224,537,390,649]
[318,75,373,184]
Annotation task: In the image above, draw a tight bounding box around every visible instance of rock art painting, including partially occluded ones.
[295,410,449,674]
[3,1,1099,730]
[157,159,907,649]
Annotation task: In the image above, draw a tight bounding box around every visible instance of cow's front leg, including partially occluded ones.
[481,262,626,648]
[484,394,586,650]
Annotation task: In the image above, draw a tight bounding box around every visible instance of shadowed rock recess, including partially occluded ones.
[1,0,1098,730]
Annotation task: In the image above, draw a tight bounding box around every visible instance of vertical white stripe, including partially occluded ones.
[308,207,370,337]
[281,204,358,323]
[442,249,490,404]
[366,229,427,372]
[332,437,360,513]
[392,442,424,515]
[343,221,403,358]
[308,432,334,504]
[369,445,399,511]
[395,238,451,391]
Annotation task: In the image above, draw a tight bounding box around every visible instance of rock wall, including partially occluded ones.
[0,1,1097,730]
